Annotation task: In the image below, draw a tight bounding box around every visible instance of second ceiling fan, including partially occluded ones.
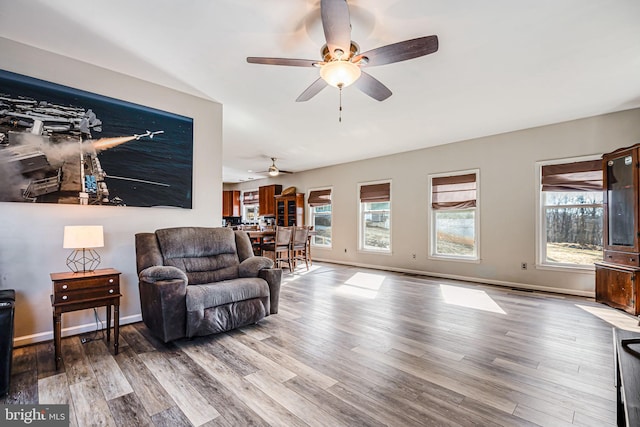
[247,0,439,102]
[257,158,292,177]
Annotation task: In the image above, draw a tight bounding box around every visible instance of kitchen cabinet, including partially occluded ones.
[222,190,240,217]
[258,185,282,217]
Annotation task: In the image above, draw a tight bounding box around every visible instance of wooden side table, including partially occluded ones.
[50,268,121,370]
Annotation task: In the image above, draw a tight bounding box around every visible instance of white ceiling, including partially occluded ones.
[1,0,639,183]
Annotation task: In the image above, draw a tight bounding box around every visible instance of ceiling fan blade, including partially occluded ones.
[247,57,318,67]
[296,78,329,102]
[353,71,392,101]
[355,35,439,67]
[320,0,352,58]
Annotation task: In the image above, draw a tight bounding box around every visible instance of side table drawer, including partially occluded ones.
[53,275,119,293]
[53,285,119,304]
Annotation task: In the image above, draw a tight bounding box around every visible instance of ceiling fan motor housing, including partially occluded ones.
[321,42,360,62]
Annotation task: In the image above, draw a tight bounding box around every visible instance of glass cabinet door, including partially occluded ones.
[606,149,638,250]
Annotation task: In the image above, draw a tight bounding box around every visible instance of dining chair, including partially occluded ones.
[262,226,293,271]
[291,226,310,271]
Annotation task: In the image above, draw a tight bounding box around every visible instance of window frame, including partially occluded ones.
[241,189,259,224]
[428,169,480,263]
[535,155,603,272]
[308,186,333,249]
[358,180,392,254]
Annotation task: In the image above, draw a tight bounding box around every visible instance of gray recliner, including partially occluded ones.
[135,227,282,343]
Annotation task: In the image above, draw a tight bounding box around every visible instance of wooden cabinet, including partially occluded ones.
[595,263,639,314]
[596,144,640,315]
[258,184,282,217]
[222,190,240,217]
[50,268,121,369]
[275,193,305,227]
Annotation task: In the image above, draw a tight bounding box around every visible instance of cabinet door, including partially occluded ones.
[222,191,240,216]
[596,265,637,313]
[604,147,639,253]
[259,185,282,217]
[222,191,232,216]
[287,200,296,226]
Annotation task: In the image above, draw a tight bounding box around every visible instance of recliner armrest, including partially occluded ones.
[239,256,274,278]
[139,266,188,284]
[138,266,188,343]
[258,268,282,314]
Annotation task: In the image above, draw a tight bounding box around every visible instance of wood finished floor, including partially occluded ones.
[2,262,634,426]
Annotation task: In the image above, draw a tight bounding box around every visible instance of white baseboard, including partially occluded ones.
[13,313,142,347]
[313,258,595,298]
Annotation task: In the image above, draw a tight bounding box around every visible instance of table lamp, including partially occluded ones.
[63,225,104,273]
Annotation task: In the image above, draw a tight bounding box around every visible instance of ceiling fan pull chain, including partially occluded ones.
[338,83,343,123]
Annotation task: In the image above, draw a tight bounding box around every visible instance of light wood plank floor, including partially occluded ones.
[3,262,636,426]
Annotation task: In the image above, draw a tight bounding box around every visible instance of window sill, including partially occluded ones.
[535,263,595,274]
[428,254,480,264]
[358,249,392,256]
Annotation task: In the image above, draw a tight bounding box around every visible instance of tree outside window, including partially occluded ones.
[539,158,603,268]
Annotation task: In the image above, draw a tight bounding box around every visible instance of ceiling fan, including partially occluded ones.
[257,158,292,177]
[247,0,439,103]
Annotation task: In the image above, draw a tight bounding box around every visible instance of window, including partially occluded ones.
[242,190,259,224]
[538,158,603,268]
[429,171,479,260]
[359,182,391,253]
[308,188,332,247]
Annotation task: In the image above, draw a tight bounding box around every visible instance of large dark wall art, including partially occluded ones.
[0,69,193,208]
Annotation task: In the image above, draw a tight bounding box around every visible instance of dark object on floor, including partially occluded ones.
[0,289,15,396]
[135,227,282,343]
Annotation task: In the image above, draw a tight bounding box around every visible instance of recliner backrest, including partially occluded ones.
[155,227,240,284]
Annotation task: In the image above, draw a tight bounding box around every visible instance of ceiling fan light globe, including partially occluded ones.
[320,61,361,88]
[268,166,279,176]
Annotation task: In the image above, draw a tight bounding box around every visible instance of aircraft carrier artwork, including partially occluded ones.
[0,93,163,205]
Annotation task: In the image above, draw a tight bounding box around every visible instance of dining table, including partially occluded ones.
[245,228,315,265]
[246,229,275,256]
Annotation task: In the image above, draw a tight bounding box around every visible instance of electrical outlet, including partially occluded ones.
[344,248,347,253]
[521,262,527,270]
[412,253,416,259]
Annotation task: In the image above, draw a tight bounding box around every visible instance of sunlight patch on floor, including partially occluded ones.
[335,272,385,299]
[282,264,323,284]
[440,285,506,314]
[576,304,640,332]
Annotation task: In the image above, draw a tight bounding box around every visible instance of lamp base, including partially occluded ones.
[66,249,101,273]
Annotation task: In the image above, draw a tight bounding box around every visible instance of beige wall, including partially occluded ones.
[230,108,640,296]
[0,38,222,345]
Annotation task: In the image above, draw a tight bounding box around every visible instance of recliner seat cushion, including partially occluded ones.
[186,278,269,312]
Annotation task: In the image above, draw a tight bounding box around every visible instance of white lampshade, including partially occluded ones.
[320,61,362,88]
[63,225,104,249]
